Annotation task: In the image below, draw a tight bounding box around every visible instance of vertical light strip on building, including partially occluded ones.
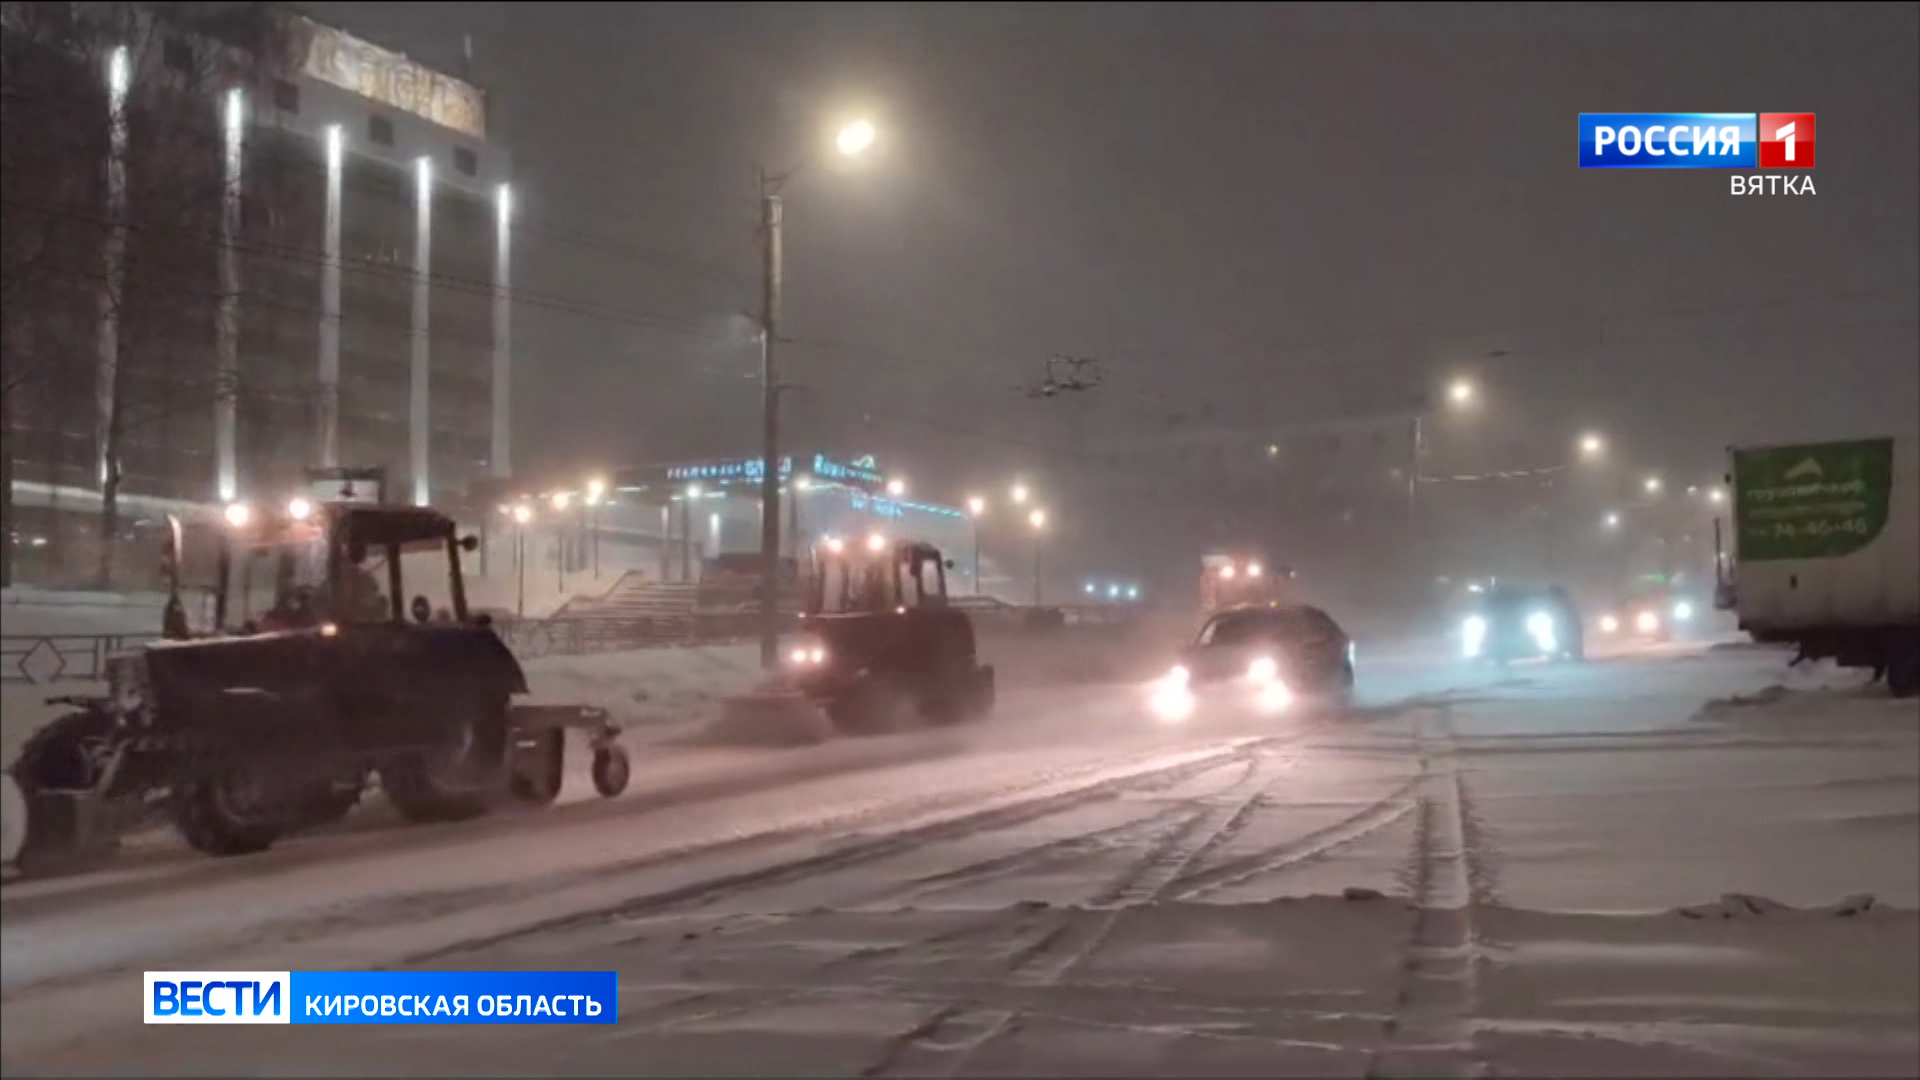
[410,155,434,506]
[491,183,513,480]
[317,124,344,467]
[214,86,245,503]
[96,46,130,490]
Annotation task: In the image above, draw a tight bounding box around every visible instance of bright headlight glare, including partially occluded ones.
[1462,615,1487,657]
[1672,601,1694,622]
[1150,684,1195,722]
[1166,664,1190,687]
[1599,614,1619,633]
[1636,610,1660,634]
[1256,680,1293,713]
[1247,656,1278,684]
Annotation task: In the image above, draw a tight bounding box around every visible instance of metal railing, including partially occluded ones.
[1,635,135,685]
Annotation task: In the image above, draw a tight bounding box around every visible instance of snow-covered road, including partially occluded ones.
[3,643,1916,1077]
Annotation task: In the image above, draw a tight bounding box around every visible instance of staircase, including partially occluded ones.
[530,571,801,653]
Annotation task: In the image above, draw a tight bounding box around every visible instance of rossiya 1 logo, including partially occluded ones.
[1577,112,1815,195]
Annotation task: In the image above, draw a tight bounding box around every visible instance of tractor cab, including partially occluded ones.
[805,533,952,617]
[161,496,481,640]
[1201,552,1296,614]
[789,533,994,734]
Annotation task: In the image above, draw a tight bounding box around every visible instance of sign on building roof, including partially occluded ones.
[296,18,487,140]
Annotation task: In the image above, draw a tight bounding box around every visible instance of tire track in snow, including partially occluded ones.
[585,768,1236,1038]
[1160,773,1422,901]
[1366,707,1491,1080]
[406,740,1279,965]
[865,747,1289,1078]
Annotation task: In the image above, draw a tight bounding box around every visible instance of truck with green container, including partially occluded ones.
[1717,436,1920,697]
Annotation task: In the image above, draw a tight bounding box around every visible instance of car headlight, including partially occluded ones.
[1636,610,1660,634]
[1246,656,1278,684]
[1599,614,1620,634]
[1462,615,1488,657]
[1671,601,1694,622]
[787,640,828,666]
[1526,610,1557,652]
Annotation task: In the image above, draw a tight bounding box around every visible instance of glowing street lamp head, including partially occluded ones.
[835,119,877,157]
[1604,511,1621,528]
[886,478,906,497]
[1644,475,1663,495]
[1578,433,1605,459]
[512,504,533,525]
[286,496,313,522]
[1029,508,1047,530]
[866,533,887,553]
[1447,378,1476,406]
[1708,486,1727,505]
[967,496,986,516]
[1010,484,1029,505]
[551,491,571,511]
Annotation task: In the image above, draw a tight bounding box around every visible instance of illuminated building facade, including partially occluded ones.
[4,8,512,582]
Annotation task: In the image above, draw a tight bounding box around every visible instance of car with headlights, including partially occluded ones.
[1461,584,1585,664]
[1594,583,1701,643]
[1149,602,1355,720]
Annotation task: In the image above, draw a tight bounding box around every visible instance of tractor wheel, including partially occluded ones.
[590,745,631,798]
[385,694,510,824]
[509,729,566,806]
[1888,640,1920,700]
[171,770,288,858]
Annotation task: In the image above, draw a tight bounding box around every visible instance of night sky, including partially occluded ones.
[306,1,1918,577]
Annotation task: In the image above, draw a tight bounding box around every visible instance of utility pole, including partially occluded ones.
[755,178,785,669]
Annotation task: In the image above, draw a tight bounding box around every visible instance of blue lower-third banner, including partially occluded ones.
[144,971,619,1024]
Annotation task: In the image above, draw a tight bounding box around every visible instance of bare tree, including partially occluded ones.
[2,1,300,587]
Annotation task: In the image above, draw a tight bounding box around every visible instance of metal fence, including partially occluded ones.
[1,634,135,685]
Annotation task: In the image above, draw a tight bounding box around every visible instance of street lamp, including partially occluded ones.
[1707,486,1727,506]
[1027,508,1047,606]
[835,119,876,157]
[510,503,533,617]
[1010,483,1029,505]
[584,477,606,579]
[886,477,906,497]
[966,496,987,595]
[1578,432,1606,460]
[1604,511,1621,529]
[754,118,880,669]
[1644,475,1663,495]
[1447,377,1476,407]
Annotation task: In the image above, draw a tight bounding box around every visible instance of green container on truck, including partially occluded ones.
[1716,436,1920,696]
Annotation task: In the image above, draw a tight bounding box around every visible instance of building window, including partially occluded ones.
[163,38,195,73]
[369,114,395,146]
[271,78,300,114]
[452,146,479,177]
